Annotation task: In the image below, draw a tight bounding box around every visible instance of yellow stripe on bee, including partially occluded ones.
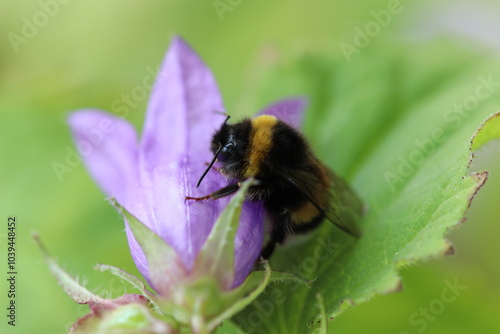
[290,202,321,225]
[244,115,278,177]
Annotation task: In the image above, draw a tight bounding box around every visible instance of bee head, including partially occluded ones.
[196,116,251,187]
[210,119,251,180]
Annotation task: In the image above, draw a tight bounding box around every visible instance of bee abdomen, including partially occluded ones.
[290,201,322,226]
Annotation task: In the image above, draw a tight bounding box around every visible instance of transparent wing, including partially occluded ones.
[278,162,363,237]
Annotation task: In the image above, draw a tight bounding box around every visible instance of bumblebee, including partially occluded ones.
[186,114,362,259]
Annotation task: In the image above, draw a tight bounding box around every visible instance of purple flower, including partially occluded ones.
[68,37,306,290]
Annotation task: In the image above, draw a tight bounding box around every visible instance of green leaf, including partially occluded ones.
[472,113,500,150]
[239,268,311,291]
[211,263,310,332]
[235,42,500,333]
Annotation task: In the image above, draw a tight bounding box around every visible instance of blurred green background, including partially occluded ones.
[0,0,499,333]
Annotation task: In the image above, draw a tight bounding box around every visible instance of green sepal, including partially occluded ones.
[34,233,174,333]
[69,303,171,334]
[94,264,163,312]
[193,178,256,289]
[109,198,187,299]
[34,233,103,304]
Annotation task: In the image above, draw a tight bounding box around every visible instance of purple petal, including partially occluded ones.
[69,37,266,289]
[132,36,262,276]
[67,110,139,206]
[141,36,226,165]
[233,201,265,287]
[258,97,308,129]
[67,111,149,278]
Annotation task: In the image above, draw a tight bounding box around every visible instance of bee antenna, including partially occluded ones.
[213,110,230,119]
[196,145,222,188]
[196,114,231,188]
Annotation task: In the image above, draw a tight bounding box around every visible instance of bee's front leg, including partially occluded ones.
[185,183,240,201]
